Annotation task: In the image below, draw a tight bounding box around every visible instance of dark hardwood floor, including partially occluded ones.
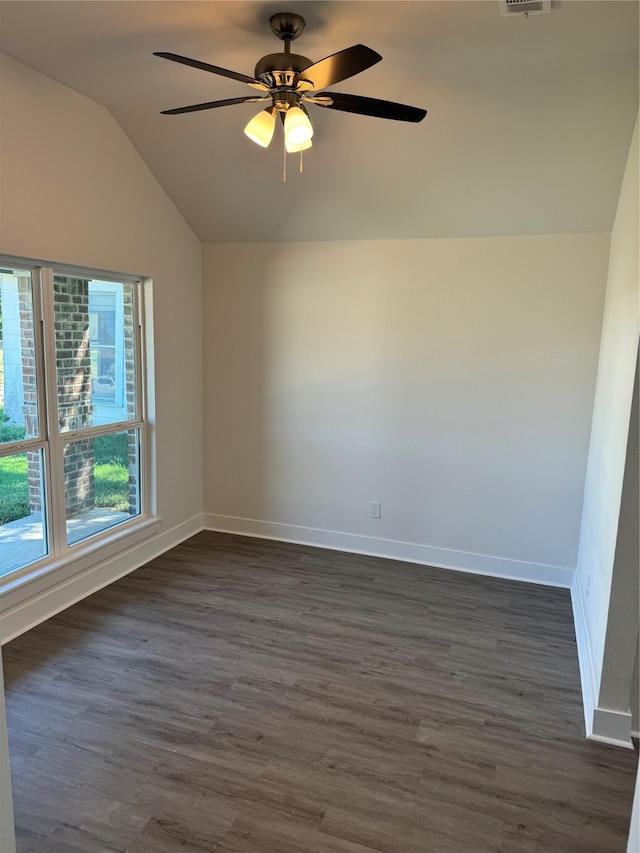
[3,531,638,852]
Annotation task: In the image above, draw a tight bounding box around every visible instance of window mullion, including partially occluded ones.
[134,283,148,516]
[0,437,46,457]
[62,420,144,443]
[39,266,68,557]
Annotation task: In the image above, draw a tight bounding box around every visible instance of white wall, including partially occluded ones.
[598,354,638,720]
[632,644,639,736]
[0,54,203,640]
[203,233,608,584]
[573,118,639,746]
[629,766,640,853]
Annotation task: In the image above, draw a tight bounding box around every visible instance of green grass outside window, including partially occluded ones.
[0,415,130,525]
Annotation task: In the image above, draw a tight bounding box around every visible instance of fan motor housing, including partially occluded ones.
[254,52,313,87]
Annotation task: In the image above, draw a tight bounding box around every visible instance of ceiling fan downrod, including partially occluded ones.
[254,13,313,90]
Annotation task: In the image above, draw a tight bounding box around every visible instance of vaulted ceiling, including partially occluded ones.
[0,1,637,243]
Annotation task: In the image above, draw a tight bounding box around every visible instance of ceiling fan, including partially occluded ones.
[154,12,426,164]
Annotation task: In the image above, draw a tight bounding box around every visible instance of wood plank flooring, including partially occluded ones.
[3,531,638,852]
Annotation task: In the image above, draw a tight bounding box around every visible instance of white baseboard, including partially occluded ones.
[571,574,634,749]
[1,514,203,644]
[203,514,573,587]
[590,708,634,749]
[571,573,598,738]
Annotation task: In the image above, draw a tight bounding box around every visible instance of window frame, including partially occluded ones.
[0,255,153,585]
[88,281,124,407]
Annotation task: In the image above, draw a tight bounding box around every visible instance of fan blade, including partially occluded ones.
[161,96,268,115]
[154,52,261,87]
[295,45,381,90]
[314,92,426,122]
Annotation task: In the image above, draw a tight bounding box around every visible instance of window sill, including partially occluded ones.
[0,514,162,601]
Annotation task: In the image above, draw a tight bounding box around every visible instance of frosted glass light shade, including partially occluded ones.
[284,106,313,146]
[244,108,276,147]
[285,137,312,154]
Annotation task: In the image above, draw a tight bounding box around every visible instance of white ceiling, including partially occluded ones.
[0,1,637,243]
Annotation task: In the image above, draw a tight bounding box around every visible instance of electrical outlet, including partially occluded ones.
[369,501,382,519]
[586,574,591,596]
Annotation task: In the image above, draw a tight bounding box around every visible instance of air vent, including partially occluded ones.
[499,0,551,16]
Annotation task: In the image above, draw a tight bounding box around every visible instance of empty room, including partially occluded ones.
[0,1,638,851]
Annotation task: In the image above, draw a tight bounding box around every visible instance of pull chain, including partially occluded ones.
[299,147,304,173]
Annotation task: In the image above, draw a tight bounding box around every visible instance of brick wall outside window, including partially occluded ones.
[18,277,41,512]
[54,277,95,516]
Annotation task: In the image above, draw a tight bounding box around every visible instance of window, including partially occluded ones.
[89,288,119,402]
[0,260,149,581]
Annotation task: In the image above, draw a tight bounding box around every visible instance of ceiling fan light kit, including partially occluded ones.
[285,136,312,154]
[283,105,313,146]
[243,106,276,148]
[155,11,427,178]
